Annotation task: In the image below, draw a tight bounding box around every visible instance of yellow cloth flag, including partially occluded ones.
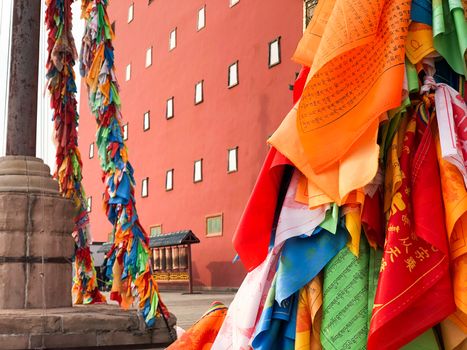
[86,43,105,94]
[345,208,362,257]
[405,22,436,64]
[295,275,323,350]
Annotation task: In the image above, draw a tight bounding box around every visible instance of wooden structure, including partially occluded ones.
[98,230,200,293]
[149,230,200,294]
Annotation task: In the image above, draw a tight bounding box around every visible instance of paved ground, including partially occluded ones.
[103,291,236,330]
[162,291,236,329]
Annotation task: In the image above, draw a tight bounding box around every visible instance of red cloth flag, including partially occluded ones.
[232,148,290,271]
[232,67,310,271]
[368,105,455,349]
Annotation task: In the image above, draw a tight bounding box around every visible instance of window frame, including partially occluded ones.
[205,213,223,237]
[123,123,129,141]
[229,0,240,7]
[194,80,204,105]
[268,37,282,68]
[89,142,94,159]
[125,63,131,81]
[128,3,134,23]
[87,196,92,213]
[149,224,162,237]
[145,46,153,68]
[228,61,239,88]
[165,169,174,191]
[143,111,150,131]
[197,6,206,31]
[141,177,149,198]
[169,28,177,51]
[166,97,174,119]
[227,147,238,173]
[193,159,203,183]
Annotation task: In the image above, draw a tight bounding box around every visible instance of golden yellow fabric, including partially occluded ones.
[295,275,323,350]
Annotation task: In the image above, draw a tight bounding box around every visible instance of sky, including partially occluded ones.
[0,0,84,168]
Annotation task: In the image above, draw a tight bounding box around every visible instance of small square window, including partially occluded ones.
[194,159,203,183]
[128,3,134,23]
[87,196,92,213]
[206,214,223,237]
[166,97,174,119]
[89,143,94,159]
[142,177,149,197]
[230,0,240,7]
[123,123,128,140]
[166,169,174,191]
[150,225,162,236]
[269,37,281,68]
[125,63,131,81]
[228,61,239,88]
[195,81,204,105]
[197,6,206,31]
[145,46,153,68]
[169,28,177,51]
[143,111,150,131]
[228,147,238,173]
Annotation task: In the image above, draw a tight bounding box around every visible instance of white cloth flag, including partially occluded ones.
[274,170,328,248]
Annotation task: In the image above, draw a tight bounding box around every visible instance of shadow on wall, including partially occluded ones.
[206,260,246,289]
[191,263,206,289]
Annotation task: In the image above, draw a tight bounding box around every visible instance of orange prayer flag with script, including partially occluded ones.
[269,104,379,206]
[292,0,336,67]
[296,0,411,173]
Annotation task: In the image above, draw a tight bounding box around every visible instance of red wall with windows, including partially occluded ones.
[79,0,303,288]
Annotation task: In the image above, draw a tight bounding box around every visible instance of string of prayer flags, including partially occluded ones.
[79,0,168,326]
[45,0,105,305]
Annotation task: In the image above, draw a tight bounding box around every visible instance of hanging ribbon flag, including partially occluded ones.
[368,104,455,349]
[433,0,467,76]
[295,0,411,173]
[295,276,323,350]
[321,236,381,350]
[79,0,168,326]
[45,0,105,305]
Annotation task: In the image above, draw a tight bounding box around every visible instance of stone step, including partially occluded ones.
[0,305,176,349]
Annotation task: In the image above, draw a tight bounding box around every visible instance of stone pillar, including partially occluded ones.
[0,156,74,309]
[6,0,41,156]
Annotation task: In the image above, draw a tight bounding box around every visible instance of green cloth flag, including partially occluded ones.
[321,234,380,349]
[401,329,441,349]
[406,59,419,93]
[433,0,467,76]
[319,204,339,234]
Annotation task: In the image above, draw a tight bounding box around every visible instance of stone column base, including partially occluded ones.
[0,305,176,349]
[0,156,75,309]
